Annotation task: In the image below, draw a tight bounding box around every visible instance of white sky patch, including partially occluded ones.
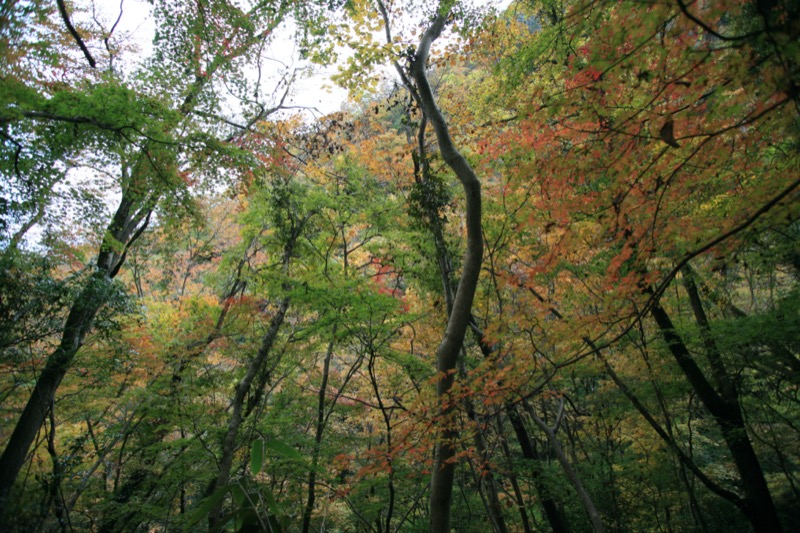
[89,0,513,120]
[89,0,347,119]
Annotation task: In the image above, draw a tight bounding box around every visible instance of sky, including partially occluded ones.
[94,0,350,119]
[96,0,512,121]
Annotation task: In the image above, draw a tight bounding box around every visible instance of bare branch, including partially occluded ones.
[57,0,97,68]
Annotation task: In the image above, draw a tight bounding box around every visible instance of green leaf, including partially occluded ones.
[183,485,229,532]
[250,439,264,474]
[264,439,302,460]
[262,485,285,517]
[235,508,259,532]
[231,482,247,506]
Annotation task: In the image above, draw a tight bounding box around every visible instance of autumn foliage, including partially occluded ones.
[0,0,798,531]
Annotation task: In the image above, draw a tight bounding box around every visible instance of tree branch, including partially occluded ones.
[56,0,97,68]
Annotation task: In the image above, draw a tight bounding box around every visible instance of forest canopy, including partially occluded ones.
[1,0,798,531]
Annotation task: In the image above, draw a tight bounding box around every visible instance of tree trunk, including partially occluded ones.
[207,296,290,529]
[506,402,570,533]
[301,334,336,533]
[408,8,484,533]
[367,344,396,533]
[524,400,605,533]
[650,296,783,533]
[207,206,312,528]
[522,283,752,520]
[0,194,151,519]
[495,414,533,533]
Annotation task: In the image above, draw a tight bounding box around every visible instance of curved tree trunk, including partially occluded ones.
[408,7,483,533]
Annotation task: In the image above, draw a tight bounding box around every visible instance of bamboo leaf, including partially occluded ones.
[183,485,229,532]
[264,439,301,460]
[250,439,264,474]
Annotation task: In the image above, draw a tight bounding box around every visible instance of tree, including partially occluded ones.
[1,0,798,530]
[0,0,320,518]
[472,0,800,530]
[405,5,485,532]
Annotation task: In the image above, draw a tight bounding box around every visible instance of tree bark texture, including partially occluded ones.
[409,8,484,533]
